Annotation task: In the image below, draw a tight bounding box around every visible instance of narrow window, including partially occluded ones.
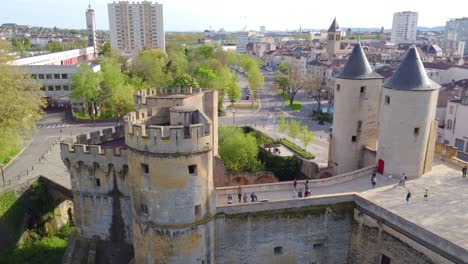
[414,127,419,136]
[360,86,366,93]
[140,203,148,214]
[61,73,68,79]
[357,120,362,133]
[194,204,201,216]
[385,96,390,104]
[46,74,52,79]
[381,254,391,264]
[95,178,101,187]
[336,84,341,92]
[54,73,60,79]
[274,246,283,255]
[55,85,62,91]
[47,86,54,91]
[38,74,45,79]
[188,165,197,176]
[313,243,323,249]
[141,163,149,174]
[351,136,357,142]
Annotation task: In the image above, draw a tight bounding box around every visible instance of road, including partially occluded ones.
[220,70,331,163]
[0,111,115,192]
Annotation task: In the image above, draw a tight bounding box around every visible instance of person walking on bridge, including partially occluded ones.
[237,186,242,203]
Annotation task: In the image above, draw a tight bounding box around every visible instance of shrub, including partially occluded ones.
[258,148,298,181]
[219,126,262,172]
[280,138,315,160]
[312,111,333,123]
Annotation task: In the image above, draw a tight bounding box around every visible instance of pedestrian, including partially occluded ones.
[243,193,248,203]
[462,165,467,178]
[424,189,428,201]
[371,175,376,189]
[406,190,411,204]
[305,187,311,197]
[293,179,297,189]
[305,180,309,190]
[227,194,233,204]
[441,148,447,161]
[237,186,242,203]
[250,192,258,202]
[400,173,407,187]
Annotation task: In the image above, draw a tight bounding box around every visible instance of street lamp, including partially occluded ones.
[232,110,236,126]
[0,164,5,187]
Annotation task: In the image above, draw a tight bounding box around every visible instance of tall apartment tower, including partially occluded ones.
[86,4,97,54]
[126,88,218,263]
[327,18,341,58]
[391,11,418,44]
[377,46,439,179]
[108,1,165,53]
[445,17,468,56]
[331,43,383,174]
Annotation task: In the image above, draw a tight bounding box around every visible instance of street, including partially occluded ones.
[220,69,331,164]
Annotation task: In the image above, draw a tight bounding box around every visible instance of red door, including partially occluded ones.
[377,159,384,174]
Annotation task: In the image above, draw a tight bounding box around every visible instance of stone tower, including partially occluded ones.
[377,46,440,179]
[86,4,97,54]
[327,18,341,58]
[331,43,383,174]
[125,88,218,263]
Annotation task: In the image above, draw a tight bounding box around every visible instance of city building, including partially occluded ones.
[236,31,257,54]
[391,11,418,44]
[86,4,97,54]
[108,1,165,54]
[331,43,383,174]
[445,17,468,56]
[443,86,468,161]
[8,47,98,108]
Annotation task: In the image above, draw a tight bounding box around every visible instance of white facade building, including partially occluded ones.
[108,1,165,53]
[391,11,418,44]
[86,4,97,53]
[236,31,255,54]
[443,89,468,161]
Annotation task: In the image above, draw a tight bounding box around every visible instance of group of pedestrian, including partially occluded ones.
[227,186,258,204]
[292,179,311,198]
[268,148,281,155]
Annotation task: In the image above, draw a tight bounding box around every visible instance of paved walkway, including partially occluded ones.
[361,160,468,250]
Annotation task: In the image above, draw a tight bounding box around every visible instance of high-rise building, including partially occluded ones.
[445,17,468,56]
[108,1,165,53]
[391,11,418,44]
[86,4,97,54]
[260,25,266,34]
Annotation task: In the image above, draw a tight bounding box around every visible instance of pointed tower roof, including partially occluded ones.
[334,43,382,80]
[384,45,440,91]
[328,18,340,32]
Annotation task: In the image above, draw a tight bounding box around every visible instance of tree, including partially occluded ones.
[278,62,289,74]
[274,71,289,94]
[131,49,171,88]
[226,74,240,103]
[288,120,301,143]
[99,41,111,55]
[305,77,325,113]
[0,56,44,163]
[172,74,199,88]
[194,64,219,88]
[218,126,261,172]
[299,125,314,151]
[46,41,65,52]
[284,61,313,106]
[278,115,289,135]
[71,63,101,118]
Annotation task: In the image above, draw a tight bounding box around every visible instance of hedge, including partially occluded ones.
[280,138,315,160]
[258,148,298,181]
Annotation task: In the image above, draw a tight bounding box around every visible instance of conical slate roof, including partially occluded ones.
[334,43,383,80]
[384,45,439,91]
[328,18,340,32]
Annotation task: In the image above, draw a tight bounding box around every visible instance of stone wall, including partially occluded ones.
[213,156,278,187]
[215,201,355,264]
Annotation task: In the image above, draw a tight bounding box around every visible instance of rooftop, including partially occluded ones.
[384,45,440,91]
[334,43,383,80]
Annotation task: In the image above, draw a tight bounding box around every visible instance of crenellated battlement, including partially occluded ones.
[60,126,128,167]
[135,87,204,106]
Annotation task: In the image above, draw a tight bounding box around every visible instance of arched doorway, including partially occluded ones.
[377,159,384,174]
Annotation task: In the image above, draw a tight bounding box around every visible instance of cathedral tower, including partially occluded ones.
[327,18,341,58]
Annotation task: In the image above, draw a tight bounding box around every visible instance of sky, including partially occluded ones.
[0,0,467,31]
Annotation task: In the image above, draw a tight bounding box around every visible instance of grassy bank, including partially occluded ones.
[0,146,22,165]
[280,93,302,112]
[280,138,315,160]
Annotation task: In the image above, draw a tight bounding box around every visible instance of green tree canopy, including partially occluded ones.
[226,74,241,102]
[132,49,171,87]
[0,57,44,163]
[288,120,301,142]
[172,74,200,88]
[299,125,314,151]
[219,126,261,173]
[71,63,101,118]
